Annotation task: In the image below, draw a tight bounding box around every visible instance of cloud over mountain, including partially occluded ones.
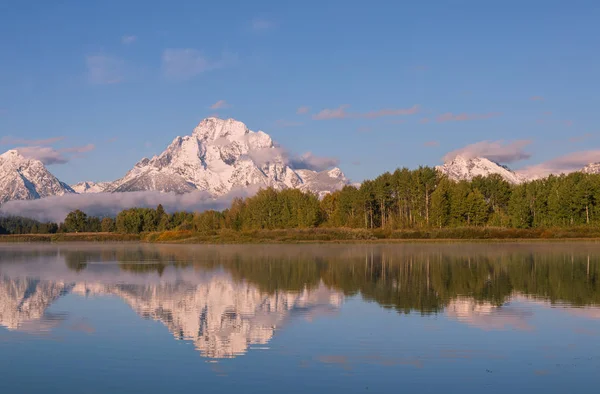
[518,150,600,178]
[443,140,532,164]
[312,105,419,120]
[0,136,65,146]
[15,146,69,165]
[289,152,339,172]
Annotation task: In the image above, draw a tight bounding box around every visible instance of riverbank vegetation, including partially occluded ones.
[3,168,600,241]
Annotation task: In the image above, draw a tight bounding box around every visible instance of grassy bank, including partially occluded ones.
[0,232,141,243]
[137,226,600,243]
[3,227,600,244]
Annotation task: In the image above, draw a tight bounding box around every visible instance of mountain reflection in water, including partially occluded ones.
[1,243,600,359]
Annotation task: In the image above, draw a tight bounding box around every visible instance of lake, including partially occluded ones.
[0,243,599,393]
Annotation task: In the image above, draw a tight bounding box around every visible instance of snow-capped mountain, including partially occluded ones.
[71,181,111,194]
[0,150,75,204]
[107,117,349,196]
[581,163,600,174]
[436,155,526,184]
[295,167,349,198]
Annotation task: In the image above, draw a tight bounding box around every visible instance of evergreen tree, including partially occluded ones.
[430,178,451,228]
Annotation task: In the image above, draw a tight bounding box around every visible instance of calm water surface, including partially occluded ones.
[1,243,599,393]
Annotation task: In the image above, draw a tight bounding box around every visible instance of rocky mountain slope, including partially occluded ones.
[70,181,111,194]
[105,117,349,197]
[0,150,75,204]
[436,155,526,184]
[0,118,348,205]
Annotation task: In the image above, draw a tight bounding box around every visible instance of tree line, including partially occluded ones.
[4,167,600,234]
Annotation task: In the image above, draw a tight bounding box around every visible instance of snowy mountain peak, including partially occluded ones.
[1,118,348,203]
[71,181,111,194]
[328,168,344,178]
[581,162,600,174]
[1,149,24,159]
[436,155,525,184]
[192,117,250,141]
[109,117,348,196]
[0,149,75,204]
[0,149,33,167]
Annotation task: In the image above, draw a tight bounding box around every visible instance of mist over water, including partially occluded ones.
[1,243,599,393]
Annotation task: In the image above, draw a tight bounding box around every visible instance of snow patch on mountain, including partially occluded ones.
[108,117,349,197]
[436,155,526,184]
[71,181,111,194]
[581,163,600,174]
[0,150,75,204]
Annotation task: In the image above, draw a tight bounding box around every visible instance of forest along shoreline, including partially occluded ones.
[3,168,600,243]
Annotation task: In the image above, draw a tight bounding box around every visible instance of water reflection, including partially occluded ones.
[0,277,70,332]
[71,281,341,358]
[1,243,600,358]
[0,278,341,359]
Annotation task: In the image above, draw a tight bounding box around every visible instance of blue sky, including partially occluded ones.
[0,0,599,184]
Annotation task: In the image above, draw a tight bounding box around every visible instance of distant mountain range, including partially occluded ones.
[2,117,600,206]
[436,155,527,184]
[437,155,600,184]
[0,118,349,205]
[70,181,111,194]
[0,150,75,204]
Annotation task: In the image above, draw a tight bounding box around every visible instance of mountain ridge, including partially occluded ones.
[436,155,527,184]
[3,118,600,206]
[0,150,75,204]
[104,117,349,198]
[1,118,349,205]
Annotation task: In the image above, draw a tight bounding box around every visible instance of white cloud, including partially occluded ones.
[252,18,275,31]
[61,144,95,154]
[121,35,137,45]
[244,146,338,172]
[15,144,96,165]
[16,146,68,165]
[312,105,419,120]
[0,188,257,223]
[0,136,64,146]
[210,100,229,110]
[443,140,532,164]
[518,150,600,178]
[245,146,287,166]
[162,49,236,80]
[86,55,124,85]
[296,106,310,115]
[312,105,350,120]
[290,152,339,172]
[362,105,420,118]
[436,112,501,122]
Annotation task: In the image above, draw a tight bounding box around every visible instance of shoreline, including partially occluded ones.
[2,228,600,244]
